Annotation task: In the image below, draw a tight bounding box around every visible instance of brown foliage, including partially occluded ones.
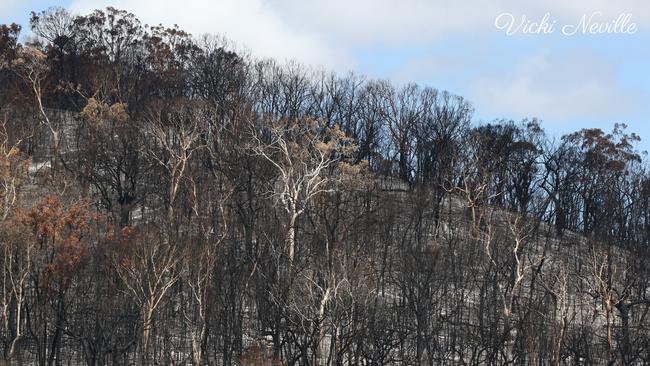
[21,195,93,288]
[564,123,641,173]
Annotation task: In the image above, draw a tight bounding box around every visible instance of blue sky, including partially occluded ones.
[2,0,650,150]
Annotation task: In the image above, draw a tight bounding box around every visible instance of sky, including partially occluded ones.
[2,0,650,150]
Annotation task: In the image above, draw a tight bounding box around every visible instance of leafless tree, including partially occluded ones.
[252,118,355,263]
[113,228,185,364]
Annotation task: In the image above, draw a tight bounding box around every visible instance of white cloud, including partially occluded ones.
[66,0,650,71]
[271,0,501,46]
[271,0,650,46]
[468,49,644,121]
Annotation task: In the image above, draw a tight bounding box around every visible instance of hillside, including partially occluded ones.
[1,7,650,366]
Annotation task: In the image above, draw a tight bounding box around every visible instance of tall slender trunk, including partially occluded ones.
[616,302,631,364]
[142,303,155,365]
[287,211,298,263]
[47,295,64,366]
[191,318,208,366]
[314,287,331,365]
[553,314,567,366]
[605,299,615,365]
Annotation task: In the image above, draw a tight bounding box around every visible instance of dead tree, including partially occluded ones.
[113,228,185,364]
[252,118,355,263]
